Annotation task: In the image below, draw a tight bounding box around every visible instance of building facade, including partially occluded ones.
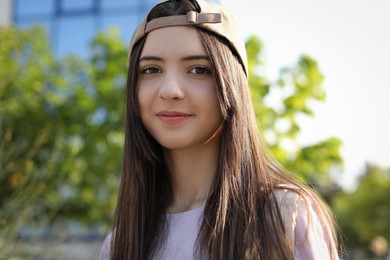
[5,0,219,57]
[0,0,13,26]
[10,0,160,57]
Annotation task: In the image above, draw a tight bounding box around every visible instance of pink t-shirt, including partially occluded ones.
[99,192,339,259]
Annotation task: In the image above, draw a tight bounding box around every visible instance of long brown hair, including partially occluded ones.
[111,0,338,259]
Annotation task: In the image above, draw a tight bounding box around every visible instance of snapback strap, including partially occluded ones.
[145,11,221,33]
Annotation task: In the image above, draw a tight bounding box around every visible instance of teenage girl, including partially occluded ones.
[100,0,340,259]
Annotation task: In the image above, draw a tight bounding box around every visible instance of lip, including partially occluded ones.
[156,110,193,123]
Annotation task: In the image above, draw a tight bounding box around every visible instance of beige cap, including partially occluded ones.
[128,0,248,76]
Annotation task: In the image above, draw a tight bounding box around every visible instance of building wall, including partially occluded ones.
[10,0,220,57]
[0,0,12,26]
[12,0,160,57]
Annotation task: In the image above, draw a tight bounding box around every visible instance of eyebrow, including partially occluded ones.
[139,55,210,62]
[139,56,163,62]
[181,55,210,61]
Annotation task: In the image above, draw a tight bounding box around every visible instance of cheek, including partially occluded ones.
[137,78,159,106]
[137,85,150,112]
[203,85,221,111]
[136,85,156,134]
[136,86,148,126]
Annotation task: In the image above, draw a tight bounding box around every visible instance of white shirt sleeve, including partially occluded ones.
[99,232,112,260]
[294,198,339,260]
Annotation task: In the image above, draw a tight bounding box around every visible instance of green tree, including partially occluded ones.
[246,36,343,186]
[332,164,390,249]
[0,26,64,238]
[0,27,126,248]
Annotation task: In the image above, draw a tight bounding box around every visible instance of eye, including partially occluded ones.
[189,66,212,75]
[140,65,162,74]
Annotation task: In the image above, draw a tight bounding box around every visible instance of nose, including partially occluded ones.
[158,72,185,100]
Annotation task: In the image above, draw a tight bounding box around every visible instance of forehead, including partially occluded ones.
[140,26,207,57]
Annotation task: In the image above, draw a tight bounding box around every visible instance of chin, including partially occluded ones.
[159,142,191,151]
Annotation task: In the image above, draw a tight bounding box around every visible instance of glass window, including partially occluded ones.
[102,14,139,44]
[16,19,53,50]
[138,3,153,14]
[17,18,52,38]
[102,0,138,9]
[15,0,54,16]
[57,16,95,57]
[145,0,159,5]
[62,0,94,12]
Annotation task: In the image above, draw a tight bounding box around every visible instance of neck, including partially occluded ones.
[164,137,220,213]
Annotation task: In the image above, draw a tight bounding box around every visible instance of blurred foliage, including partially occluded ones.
[0,26,126,245]
[246,36,343,184]
[332,164,390,248]
[0,26,346,252]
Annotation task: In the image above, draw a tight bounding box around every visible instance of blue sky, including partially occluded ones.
[223,0,390,190]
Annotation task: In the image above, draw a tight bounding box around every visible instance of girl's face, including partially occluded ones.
[137,26,223,151]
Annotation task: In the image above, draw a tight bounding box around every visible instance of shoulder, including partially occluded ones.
[272,184,306,225]
[294,198,339,259]
[273,184,339,259]
[273,184,302,206]
[271,185,303,243]
[99,232,112,260]
[272,184,329,236]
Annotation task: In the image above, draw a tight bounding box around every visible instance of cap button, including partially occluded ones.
[187,11,198,24]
